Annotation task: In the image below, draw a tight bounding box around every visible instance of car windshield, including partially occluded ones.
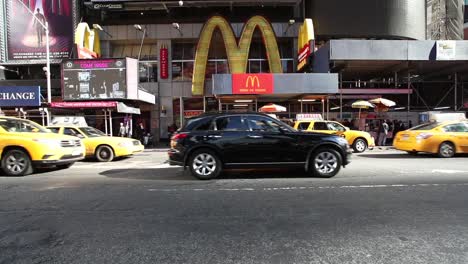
[0,118,49,133]
[409,122,441,131]
[80,127,107,137]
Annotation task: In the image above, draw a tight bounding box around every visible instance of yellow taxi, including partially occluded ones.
[0,116,85,176]
[294,120,375,153]
[47,126,144,162]
[393,120,468,157]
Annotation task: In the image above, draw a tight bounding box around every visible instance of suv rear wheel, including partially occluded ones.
[189,149,221,180]
[1,149,33,176]
[310,148,342,178]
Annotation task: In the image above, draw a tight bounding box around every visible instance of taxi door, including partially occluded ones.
[311,121,335,135]
[326,121,348,138]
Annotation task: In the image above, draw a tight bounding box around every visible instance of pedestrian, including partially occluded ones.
[167,123,178,145]
[378,120,389,147]
[408,120,413,129]
[135,122,145,143]
[118,122,126,137]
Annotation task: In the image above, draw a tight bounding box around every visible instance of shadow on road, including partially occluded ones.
[100,167,197,181]
[100,167,313,181]
[220,168,310,179]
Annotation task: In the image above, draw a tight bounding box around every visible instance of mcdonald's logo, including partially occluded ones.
[297,19,315,72]
[74,23,101,59]
[232,74,273,94]
[192,16,282,95]
[246,76,260,88]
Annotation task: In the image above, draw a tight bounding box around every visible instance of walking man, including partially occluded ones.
[378,120,389,146]
[33,8,46,47]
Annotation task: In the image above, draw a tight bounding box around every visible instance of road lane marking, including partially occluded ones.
[432,169,468,174]
[147,183,468,193]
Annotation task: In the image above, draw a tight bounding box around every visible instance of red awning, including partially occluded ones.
[50,101,117,108]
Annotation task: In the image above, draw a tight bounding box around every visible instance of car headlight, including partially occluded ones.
[118,141,133,148]
[32,139,61,148]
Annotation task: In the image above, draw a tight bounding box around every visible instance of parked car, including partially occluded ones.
[47,126,144,162]
[168,113,352,180]
[0,117,84,176]
[393,120,468,157]
[294,120,375,153]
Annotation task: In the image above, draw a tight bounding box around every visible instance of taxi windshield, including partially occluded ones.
[0,118,49,133]
[409,122,441,131]
[80,127,107,137]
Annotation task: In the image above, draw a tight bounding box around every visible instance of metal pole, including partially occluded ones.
[454,72,457,111]
[326,97,329,120]
[322,98,325,118]
[45,22,51,104]
[137,28,146,61]
[179,97,183,127]
[109,110,113,137]
[407,73,410,124]
[104,110,108,135]
[339,72,343,120]
[300,99,303,113]
[203,96,206,113]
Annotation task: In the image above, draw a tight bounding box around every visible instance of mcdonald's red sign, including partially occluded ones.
[232,74,274,94]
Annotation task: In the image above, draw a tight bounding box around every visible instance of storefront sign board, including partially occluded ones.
[232,74,274,94]
[0,86,41,107]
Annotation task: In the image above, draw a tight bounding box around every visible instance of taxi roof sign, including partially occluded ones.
[296,113,323,121]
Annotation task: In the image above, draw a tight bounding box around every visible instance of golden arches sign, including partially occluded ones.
[192,16,283,95]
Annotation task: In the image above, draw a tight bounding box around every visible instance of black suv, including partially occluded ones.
[168,113,351,180]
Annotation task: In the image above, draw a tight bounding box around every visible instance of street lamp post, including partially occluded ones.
[14,0,51,104]
[134,24,146,61]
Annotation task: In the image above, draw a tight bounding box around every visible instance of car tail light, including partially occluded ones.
[171,133,188,141]
[416,133,433,140]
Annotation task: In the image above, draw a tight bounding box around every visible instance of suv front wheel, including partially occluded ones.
[188,149,222,180]
[310,148,342,178]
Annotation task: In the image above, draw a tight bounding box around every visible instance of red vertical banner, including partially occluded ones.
[160,45,169,79]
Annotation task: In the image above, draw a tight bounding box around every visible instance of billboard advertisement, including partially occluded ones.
[62,59,127,100]
[5,0,74,62]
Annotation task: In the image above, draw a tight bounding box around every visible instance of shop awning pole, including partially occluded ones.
[180,97,184,126]
[407,72,410,124]
[322,99,325,118]
[339,72,343,120]
[454,72,457,111]
[109,110,113,137]
[104,110,108,135]
[203,96,206,113]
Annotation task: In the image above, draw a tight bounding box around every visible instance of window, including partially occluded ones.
[327,122,345,131]
[64,128,84,138]
[442,123,468,132]
[139,61,158,83]
[0,118,48,133]
[297,122,310,130]
[246,116,281,133]
[172,42,197,81]
[48,127,60,133]
[215,116,248,131]
[186,117,213,131]
[313,122,329,130]
[410,122,441,131]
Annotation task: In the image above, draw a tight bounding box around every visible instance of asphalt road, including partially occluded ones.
[1,149,468,264]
